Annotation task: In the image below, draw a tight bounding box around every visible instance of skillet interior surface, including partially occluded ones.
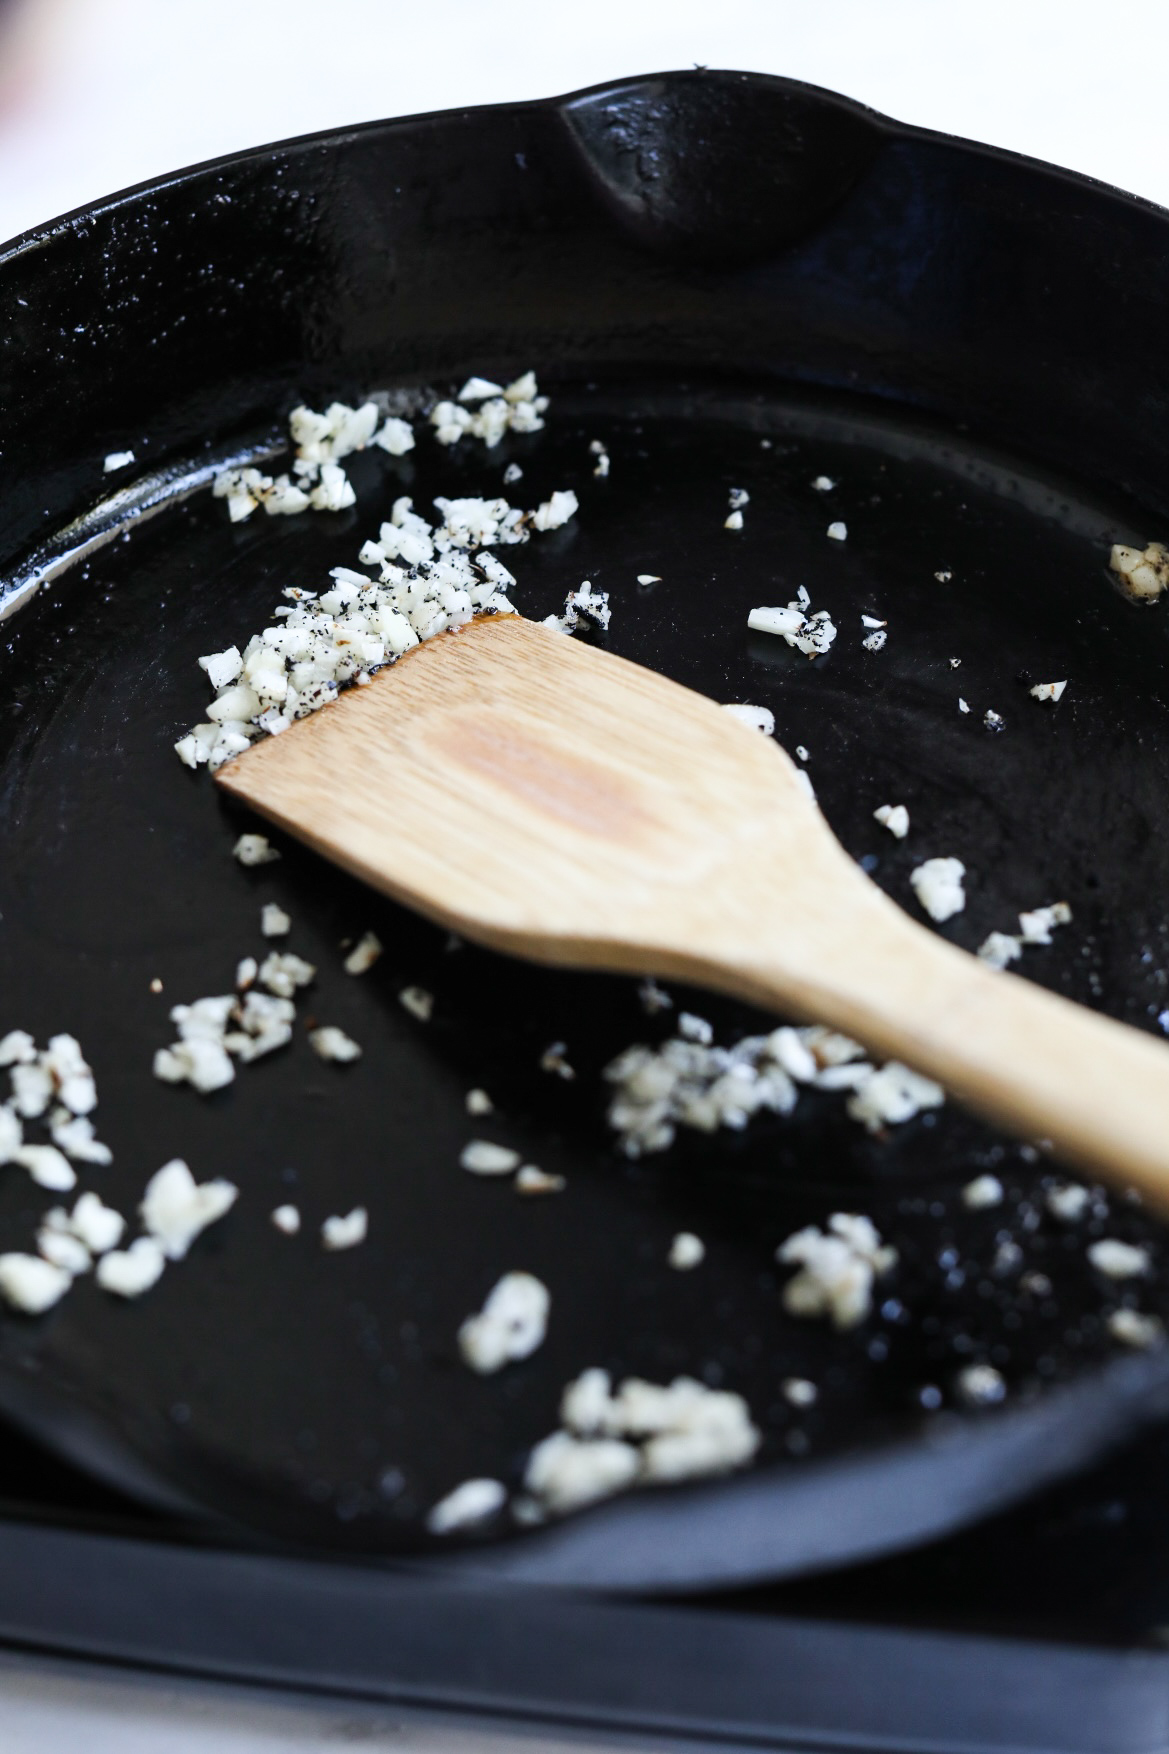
[4,374,1169,1589]
[4,69,1169,1590]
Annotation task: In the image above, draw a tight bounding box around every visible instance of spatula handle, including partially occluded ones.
[696,909,1169,1204]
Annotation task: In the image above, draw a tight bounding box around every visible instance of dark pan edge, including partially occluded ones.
[4,66,1167,270]
[0,433,283,623]
[3,1343,1169,1593]
[271,1346,1169,1590]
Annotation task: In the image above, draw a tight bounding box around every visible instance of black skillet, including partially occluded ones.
[3,70,1169,1592]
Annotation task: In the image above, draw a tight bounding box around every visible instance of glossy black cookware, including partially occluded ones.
[3,71,1169,1589]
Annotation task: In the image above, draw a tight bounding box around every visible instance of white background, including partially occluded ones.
[0,0,1166,1744]
[0,0,1167,245]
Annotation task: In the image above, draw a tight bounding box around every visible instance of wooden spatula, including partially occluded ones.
[217,614,1169,1201]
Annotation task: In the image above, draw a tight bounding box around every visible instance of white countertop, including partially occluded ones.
[0,1649,630,1754]
[0,0,1165,1743]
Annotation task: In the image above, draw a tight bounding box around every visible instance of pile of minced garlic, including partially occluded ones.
[428,1368,761,1531]
[0,1030,238,1313]
[210,372,547,525]
[179,378,577,773]
[605,1017,943,1157]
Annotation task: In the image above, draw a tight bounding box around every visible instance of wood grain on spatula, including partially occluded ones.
[217,614,1169,1201]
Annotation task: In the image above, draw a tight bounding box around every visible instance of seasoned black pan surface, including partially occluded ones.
[3,72,1169,1590]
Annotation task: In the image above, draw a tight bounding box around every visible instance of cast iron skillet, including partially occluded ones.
[3,71,1169,1592]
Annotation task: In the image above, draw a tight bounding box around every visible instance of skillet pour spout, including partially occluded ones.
[559,70,889,264]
